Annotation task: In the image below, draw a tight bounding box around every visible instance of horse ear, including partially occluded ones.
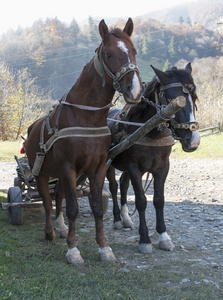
[185,62,192,74]
[99,19,109,41]
[123,18,134,36]
[150,65,170,84]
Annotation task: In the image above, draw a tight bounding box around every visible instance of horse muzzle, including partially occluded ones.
[121,74,143,104]
[181,130,201,152]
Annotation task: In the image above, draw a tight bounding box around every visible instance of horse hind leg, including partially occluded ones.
[36,175,55,241]
[129,171,152,254]
[55,179,68,238]
[120,172,134,229]
[107,166,122,229]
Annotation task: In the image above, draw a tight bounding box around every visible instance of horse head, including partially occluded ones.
[151,63,200,152]
[95,18,143,104]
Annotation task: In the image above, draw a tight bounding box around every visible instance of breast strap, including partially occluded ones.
[39,121,111,154]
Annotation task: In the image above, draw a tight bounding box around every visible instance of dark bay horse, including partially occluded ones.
[25,18,143,264]
[107,63,200,254]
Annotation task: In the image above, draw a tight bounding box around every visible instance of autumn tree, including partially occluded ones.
[0,64,50,140]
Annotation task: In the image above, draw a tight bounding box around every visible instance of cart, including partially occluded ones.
[4,155,110,225]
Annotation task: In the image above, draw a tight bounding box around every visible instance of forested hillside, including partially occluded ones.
[140,0,223,30]
[0,10,223,140]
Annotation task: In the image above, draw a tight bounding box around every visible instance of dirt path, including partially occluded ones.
[1,157,223,291]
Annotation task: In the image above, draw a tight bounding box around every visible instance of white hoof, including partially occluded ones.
[138,243,153,254]
[114,221,123,230]
[159,240,175,251]
[159,232,175,251]
[98,247,116,262]
[66,247,84,264]
[59,227,68,238]
[123,219,135,229]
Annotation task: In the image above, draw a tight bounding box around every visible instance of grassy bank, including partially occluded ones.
[0,198,222,300]
[171,133,223,159]
[0,140,22,162]
[0,134,222,299]
[0,133,222,162]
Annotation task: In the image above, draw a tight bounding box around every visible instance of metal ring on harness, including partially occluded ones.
[171,121,199,131]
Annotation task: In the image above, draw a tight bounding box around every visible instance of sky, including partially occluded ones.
[0,0,197,35]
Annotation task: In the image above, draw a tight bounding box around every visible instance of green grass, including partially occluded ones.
[0,134,222,299]
[171,133,223,159]
[1,133,222,163]
[0,201,222,300]
[0,140,23,162]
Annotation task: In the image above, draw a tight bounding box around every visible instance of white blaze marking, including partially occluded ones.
[132,73,141,99]
[117,40,129,60]
[188,94,195,122]
[188,95,201,148]
[191,130,200,148]
[117,40,141,100]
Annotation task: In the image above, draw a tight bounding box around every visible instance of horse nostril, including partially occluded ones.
[127,84,132,93]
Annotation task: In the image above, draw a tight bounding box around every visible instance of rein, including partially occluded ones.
[94,46,140,92]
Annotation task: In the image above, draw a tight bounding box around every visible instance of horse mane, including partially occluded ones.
[166,68,194,86]
[144,77,159,99]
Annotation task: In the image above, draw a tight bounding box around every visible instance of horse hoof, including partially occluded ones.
[45,230,55,241]
[138,243,153,254]
[66,247,84,264]
[114,221,123,230]
[99,247,117,262]
[159,240,175,251]
[59,228,68,238]
[123,219,135,229]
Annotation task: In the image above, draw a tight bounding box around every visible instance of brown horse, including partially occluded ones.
[25,18,143,264]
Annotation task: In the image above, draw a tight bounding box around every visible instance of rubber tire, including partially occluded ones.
[14,177,23,189]
[7,186,24,225]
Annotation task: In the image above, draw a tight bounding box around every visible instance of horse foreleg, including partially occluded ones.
[36,175,55,241]
[120,171,134,229]
[153,163,175,251]
[89,170,116,262]
[129,169,152,254]
[62,167,84,264]
[107,166,122,229]
[55,179,68,238]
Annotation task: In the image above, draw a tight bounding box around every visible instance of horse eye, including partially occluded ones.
[106,52,111,58]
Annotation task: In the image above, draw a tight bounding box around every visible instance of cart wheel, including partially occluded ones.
[14,177,22,189]
[7,186,24,225]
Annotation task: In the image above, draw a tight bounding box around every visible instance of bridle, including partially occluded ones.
[155,81,199,137]
[94,46,140,92]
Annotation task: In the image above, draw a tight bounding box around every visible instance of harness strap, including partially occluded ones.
[134,135,175,147]
[61,101,113,111]
[94,45,140,92]
[40,126,111,154]
[107,117,145,127]
[119,133,175,147]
